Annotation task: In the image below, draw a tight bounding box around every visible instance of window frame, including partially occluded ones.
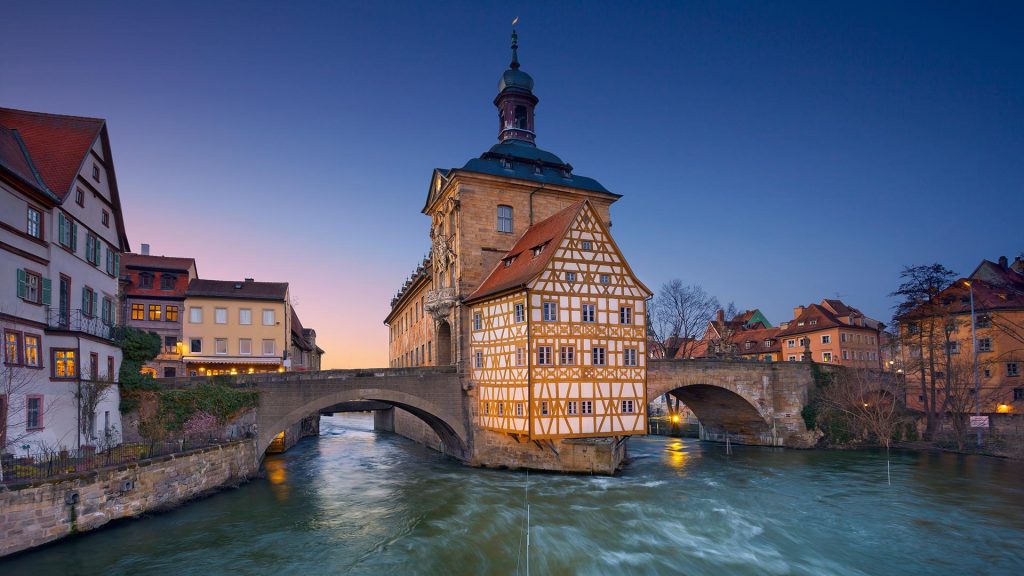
[20,269,42,304]
[496,204,513,233]
[239,308,252,325]
[190,338,202,353]
[619,306,633,325]
[23,333,41,368]
[262,339,276,356]
[165,305,179,322]
[592,347,606,366]
[542,301,558,322]
[148,304,161,321]
[514,303,525,323]
[4,331,23,366]
[26,206,42,238]
[215,338,228,355]
[239,338,252,355]
[560,346,575,366]
[262,309,276,326]
[26,394,44,430]
[582,303,596,323]
[538,346,552,366]
[624,348,638,366]
[51,348,77,380]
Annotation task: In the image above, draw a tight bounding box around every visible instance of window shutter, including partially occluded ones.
[70,221,78,252]
[42,277,52,305]
[93,292,99,317]
[82,287,88,313]
[86,236,93,262]
[17,268,27,299]
[58,213,66,244]
[114,252,120,276]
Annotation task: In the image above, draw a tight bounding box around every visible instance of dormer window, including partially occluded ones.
[561,169,571,178]
[501,158,513,170]
[809,319,818,325]
[765,339,774,347]
[745,341,754,350]
[138,272,153,289]
[503,257,515,268]
[160,274,176,290]
[534,163,543,175]
[532,244,545,258]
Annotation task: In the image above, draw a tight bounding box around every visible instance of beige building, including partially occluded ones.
[182,279,292,376]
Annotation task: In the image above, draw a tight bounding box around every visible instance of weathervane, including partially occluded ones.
[511,16,520,69]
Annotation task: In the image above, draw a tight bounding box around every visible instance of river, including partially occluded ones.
[3,413,1023,575]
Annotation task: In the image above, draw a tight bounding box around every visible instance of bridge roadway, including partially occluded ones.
[169,359,822,463]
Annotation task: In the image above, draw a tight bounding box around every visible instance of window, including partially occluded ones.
[809,319,818,325]
[213,307,227,324]
[262,339,276,355]
[89,352,99,381]
[600,274,610,284]
[239,338,252,355]
[532,245,545,258]
[498,403,504,416]
[821,335,831,344]
[840,332,847,343]
[843,350,849,360]
[787,339,796,348]
[484,402,490,415]
[148,304,161,321]
[538,346,552,365]
[85,234,101,266]
[92,163,101,182]
[1009,363,1020,377]
[514,303,525,323]
[947,341,960,354]
[822,352,833,363]
[976,315,991,328]
[516,403,524,416]
[4,332,21,365]
[474,351,483,369]
[160,274,176,290]
[26,395,43,429]
[621,400,635,414]
[215,338,227,355]
[745,341,754,350]
[516,347,525,366]
[428,341,432,363]
[27,207,41,238]
[984,368,992,378]
[52,349,76,379]
[473,313,482,330]
[262,309,276,325]
[788,355,797,361]
[540,401,549,416]
[560,346,575,365]
[581,240,592,250]
[235,308,251,326]
[567,401,578,415]
[624,348,638,366]
[102,298,114,325]
[581,401,593,414]
[764,339,774,348]
[57,212,77,251]
[76,187,85,206]
[1014,388,1024,401]
[101,210,109,227]
[163,335,177,353]
[619,306,632,325]
[17,269,43,304]
[190,307,203,323]
[543,301,557,322]
[107,356,114,379]
[497,205,513,233]
[190,338,202,353]
[132,303,144,320]
[164,367,176,378]
[566,272,577,283]
[166,305,179,322]
[24,335,40,367]
[82,287,97,317]
[582,304,595,323]
[592,347,606,366]
[105,248,119,276]
[978,338,992,352]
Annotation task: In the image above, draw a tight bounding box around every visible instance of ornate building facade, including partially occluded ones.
[384,31,650,461]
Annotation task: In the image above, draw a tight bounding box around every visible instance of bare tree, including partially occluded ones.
[1,316,55,481]
[708,302,741,359]
[648,280,720,359]
[76,359,116,449]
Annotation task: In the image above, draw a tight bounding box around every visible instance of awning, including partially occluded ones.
[183,356,282,365]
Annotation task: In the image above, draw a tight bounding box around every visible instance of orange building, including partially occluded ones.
[775,299,884,367]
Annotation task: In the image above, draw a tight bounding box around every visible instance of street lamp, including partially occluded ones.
[963,280,982,447]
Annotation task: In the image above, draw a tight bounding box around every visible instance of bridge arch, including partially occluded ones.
[665,384,772,444]
[259,385,469,460]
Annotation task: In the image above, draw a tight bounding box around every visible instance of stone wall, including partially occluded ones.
[0,439,257,558]
[391,407,444,451]
[472,429,627,474]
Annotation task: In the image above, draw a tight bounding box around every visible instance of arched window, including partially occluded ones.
[514,105,528,129]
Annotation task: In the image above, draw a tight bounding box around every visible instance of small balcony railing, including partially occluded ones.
[46,307,118,341]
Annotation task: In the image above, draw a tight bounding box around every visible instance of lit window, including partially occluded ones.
[4,332,21,365]
[24,334,40,367]
[497,205,513,233]
[148,304,161,321]
[132,303,144,320]
[166,305,179,322]
[560,346,575,365]
[822,352,833,363]
[52,349,76,378]
[582,304,595,323]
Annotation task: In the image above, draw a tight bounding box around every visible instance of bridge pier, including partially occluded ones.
[373,407,395,433]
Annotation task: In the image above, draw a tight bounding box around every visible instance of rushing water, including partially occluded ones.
[4,413,1024,576]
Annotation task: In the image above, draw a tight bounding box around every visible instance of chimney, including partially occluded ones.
[244,278,255,283]
[1012,257,1024,274]
[998,255,1008,268]
[141,243,150,256]
[716,309,725,323]
[793,305,805,319]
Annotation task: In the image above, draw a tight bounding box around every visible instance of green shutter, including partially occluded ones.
[114,253,120,277]
[81,287,88,313]
[58,213,66,245]
[17,268,27,299]
[42,277,52,305]
[70,222,78,252]
[93,292,99,317]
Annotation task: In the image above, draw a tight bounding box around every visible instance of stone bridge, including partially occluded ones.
[648,359,819,447]
[169,360,823,469]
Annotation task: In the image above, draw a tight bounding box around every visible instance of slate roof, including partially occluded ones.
[121,253,197,273]
[186,279,288,301]
[0,107,104,199]
[459,140,615,195]
[465,201,585,303]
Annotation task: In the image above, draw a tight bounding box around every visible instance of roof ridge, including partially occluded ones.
[0,106,105,124]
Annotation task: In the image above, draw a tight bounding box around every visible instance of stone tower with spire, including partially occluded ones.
[387,26,624,373]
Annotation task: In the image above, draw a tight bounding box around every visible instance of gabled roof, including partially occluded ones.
[465,201,585,303]
[0,107,104,200]
[291,308,314,351]
[777,301,881,337]
[0,126,58,200]
[970,259,1024,291]
[186,279,288,301]
[121,253,197,274]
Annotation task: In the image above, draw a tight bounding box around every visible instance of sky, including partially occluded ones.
[3,1,1022,368]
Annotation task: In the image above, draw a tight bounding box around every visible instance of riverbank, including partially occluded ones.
[0,439,257,558]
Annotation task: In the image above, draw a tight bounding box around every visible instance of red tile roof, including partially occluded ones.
[777,300,881,337]
[186,279,288,301]
[465,201,585,303]
[0,126,50,196]
[121,253,197,273]
[0,107,105,199]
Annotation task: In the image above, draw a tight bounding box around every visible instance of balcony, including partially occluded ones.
[46,307,118,341]
[425,287,458,320]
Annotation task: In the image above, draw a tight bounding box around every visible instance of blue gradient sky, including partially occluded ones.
[3,2,1022,367]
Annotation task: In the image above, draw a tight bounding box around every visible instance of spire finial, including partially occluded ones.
[510,17,520,69]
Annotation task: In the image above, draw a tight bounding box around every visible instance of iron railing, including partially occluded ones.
[45,307,119,341]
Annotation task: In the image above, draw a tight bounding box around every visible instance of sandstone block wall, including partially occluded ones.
[0,439,257,558]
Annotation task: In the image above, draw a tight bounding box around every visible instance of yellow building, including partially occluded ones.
[181,278,291,376]
[465,200,651,439]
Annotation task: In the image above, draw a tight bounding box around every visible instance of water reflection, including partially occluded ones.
[2,413,1023,576]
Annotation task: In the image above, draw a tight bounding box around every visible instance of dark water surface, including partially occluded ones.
[3,413,1023,575]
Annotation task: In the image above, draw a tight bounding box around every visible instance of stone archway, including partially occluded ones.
[436,320,452,366]
[666,384,773,445]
